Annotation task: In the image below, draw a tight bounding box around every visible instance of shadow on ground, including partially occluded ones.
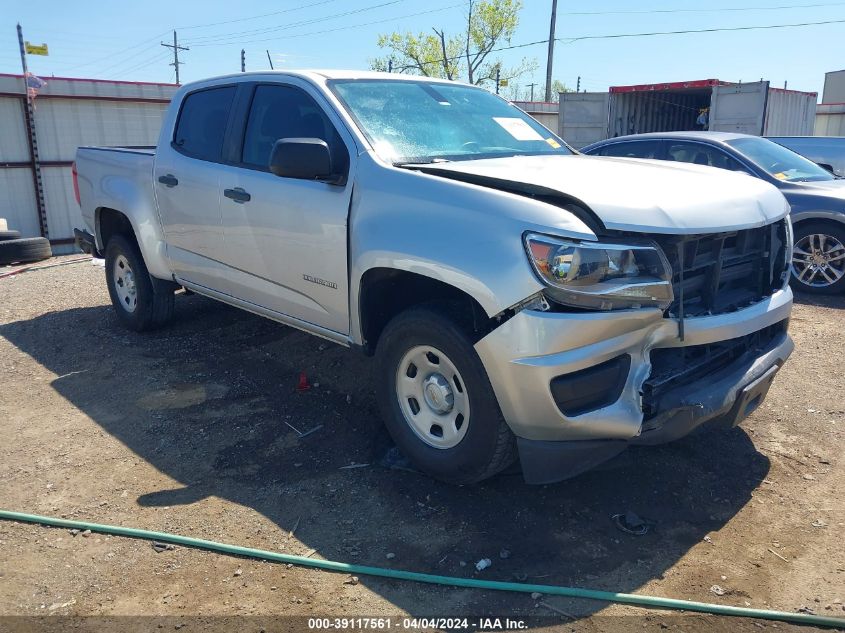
[0,295,770,620]
[792,290,844,309]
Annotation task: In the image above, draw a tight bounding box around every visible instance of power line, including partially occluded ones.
[560,1,845,16]
[95,44,165,77]
[393,16,845,73]
[178,0,342,30]
[105,51,172,80]
[182,0,413,45]
[188,3,462,47]
[561,17,845,42]
[51,32,170,74]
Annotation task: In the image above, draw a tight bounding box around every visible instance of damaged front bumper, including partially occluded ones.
[474,287,793,484]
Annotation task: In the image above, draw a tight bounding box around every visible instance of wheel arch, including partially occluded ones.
[356,267,500,355]
[94,206,171,280]
[790,210,845,230]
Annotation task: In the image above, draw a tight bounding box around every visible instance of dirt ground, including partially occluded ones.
[0,255,843,632]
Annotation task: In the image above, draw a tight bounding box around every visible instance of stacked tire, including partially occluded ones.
[0,222,52,265]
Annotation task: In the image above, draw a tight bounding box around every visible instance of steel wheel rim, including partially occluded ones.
[113,254,138,313]
[791,233,845,288]
[395,345,470,450]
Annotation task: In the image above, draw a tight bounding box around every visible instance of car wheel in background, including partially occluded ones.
[790,221,845,295]
[104,234,174,331]
[375,306,516,484]
[0,237,52,266]
[0,230,22,242]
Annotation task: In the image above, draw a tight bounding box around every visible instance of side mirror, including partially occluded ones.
[269,138,336,182]
[816,162,835,175]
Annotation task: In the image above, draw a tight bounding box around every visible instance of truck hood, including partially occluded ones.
[418,154,789,234]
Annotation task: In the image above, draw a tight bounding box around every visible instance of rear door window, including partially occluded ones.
[666,141,747,172]
[173,86,237,162]
[595,141,661,158]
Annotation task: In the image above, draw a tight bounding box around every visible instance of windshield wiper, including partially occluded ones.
[394,158,450,167]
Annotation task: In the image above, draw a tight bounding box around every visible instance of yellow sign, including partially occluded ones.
[498,78,508,87]
[25,42,49,56]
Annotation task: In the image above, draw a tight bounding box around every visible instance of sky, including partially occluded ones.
[3,0,844,99]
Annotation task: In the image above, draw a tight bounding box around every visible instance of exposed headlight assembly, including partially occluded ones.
[524,233,674,310]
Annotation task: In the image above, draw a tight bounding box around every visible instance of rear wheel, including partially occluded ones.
[105,235,174,331]
[790,221,845,294]
[375,307,516,484]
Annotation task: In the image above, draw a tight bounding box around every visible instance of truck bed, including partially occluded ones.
[75,146,158,251]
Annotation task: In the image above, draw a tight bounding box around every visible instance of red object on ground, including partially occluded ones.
[296,372,310,392]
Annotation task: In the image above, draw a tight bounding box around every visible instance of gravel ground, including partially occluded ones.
[0,255,843,632]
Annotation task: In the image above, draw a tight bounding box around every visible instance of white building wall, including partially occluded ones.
[0,73,176,253]
[0,96,30,161]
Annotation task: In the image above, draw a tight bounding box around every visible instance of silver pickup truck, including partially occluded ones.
[74,71,794,484]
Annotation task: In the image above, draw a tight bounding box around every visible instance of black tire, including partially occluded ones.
[104,234,174,331]
[0,230,21,242]
[790,221,845,295]
[0,237,52,265]
[375,307,516,484]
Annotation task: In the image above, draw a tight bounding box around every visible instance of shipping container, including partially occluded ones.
[559,79,817,148]
[821,69,845,103]
[815,103,845,136]
[0,73,176,253]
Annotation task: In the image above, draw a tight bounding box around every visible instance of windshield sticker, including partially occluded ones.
[545,137,561,149]
[772,172,788,180]
[492,117,544,141]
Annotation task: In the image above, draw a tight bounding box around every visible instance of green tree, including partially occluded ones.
[370,0,534,88]
[370,30,462,79]
[550,79,573,102]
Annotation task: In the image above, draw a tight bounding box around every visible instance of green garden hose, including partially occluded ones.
[1,510,842,628]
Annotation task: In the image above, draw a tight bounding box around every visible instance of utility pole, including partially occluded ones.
[388,58,393,73]
[241,49,246,72]
[266,50,274,70]
[527,82,537,101]
[544,0,558,102]
[16,23,48,239]
[161,31,188,85]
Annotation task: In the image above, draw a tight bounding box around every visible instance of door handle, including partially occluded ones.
[158,174,178,187]
[223,187,251,203]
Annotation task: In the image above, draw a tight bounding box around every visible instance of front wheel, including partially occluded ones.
[375,307,516,484]
[790,221,845,294]
[105,235,174,331]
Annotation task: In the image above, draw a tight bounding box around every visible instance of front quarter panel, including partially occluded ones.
[348,152,596,344]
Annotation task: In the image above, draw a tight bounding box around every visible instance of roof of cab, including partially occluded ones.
[181,69,470,87]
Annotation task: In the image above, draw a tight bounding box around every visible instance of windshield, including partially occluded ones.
[726,136,834,182]
[329,79,572,164]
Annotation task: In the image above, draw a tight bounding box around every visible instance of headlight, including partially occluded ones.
[524,233,674,310]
